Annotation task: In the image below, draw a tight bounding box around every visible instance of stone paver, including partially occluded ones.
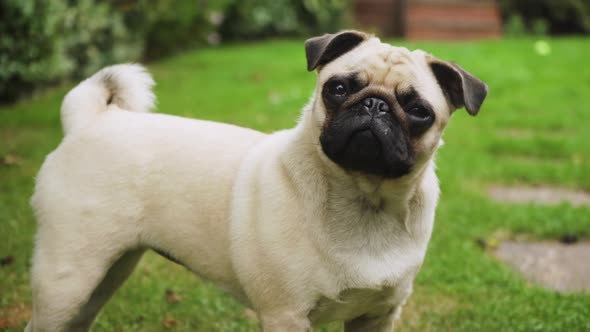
[495,241,590,293]
[488,185,590,206]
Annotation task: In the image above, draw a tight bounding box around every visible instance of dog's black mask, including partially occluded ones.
[319,74,435,178]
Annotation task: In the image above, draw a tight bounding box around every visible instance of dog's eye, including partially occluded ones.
[406,105,435,136]
[333,84,347,96]
[326,80,348,97]
[407,106,430,119]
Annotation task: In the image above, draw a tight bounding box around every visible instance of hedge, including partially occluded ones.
[0,0,212,103]
[0,0,350,104]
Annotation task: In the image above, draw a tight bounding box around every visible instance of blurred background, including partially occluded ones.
[1,0,589,104]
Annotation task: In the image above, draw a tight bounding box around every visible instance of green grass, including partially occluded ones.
[1,37,590,331]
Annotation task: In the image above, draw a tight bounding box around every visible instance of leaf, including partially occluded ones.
[1,154,23,166]
[0,256,14,266]
[162,316,178,329]
[0,317,9,329]
[165,288,185,304]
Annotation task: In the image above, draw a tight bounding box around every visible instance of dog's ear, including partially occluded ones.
[305,31,368,71]
[429,59,488,116]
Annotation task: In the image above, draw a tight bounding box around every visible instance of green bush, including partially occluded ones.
[0,0,212,104]
[0,0,141,103]
[1,0,348,103]
[503,15,527,37]
[500,0,590,35]
[116,0,212,60]
[220,0,350,40]
[1,1,66,103]
[63,0,142,78]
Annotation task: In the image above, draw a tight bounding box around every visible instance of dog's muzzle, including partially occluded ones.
[320,96,414,178]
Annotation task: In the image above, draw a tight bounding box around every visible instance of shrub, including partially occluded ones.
[503,15,528,37]
[499,0,590,35]
[115,0,212,60]
[0,0,212,104]
[220,0,350,40]
[1,1,66,103]
[63,0,142,78]
[0,0,140,103]
[1,0,348,103]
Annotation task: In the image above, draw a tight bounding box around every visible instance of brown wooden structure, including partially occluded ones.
[353,0,502,40]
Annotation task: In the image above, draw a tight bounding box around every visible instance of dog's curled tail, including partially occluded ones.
[60,64,155,135]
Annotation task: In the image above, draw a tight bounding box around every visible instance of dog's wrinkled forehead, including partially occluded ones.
[306,30,488,116]
[317,38,445,111]
[318,38,435,93]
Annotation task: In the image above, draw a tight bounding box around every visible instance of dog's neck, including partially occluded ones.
[279,115,437,256]
[282,106,435,228]
[288,101,431,209]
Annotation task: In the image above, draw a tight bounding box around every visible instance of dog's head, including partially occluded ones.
[305,31,488,179]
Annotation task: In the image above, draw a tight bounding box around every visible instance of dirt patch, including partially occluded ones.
[495,241,590,293]
[488,185,590,206]
[0,303,31,329]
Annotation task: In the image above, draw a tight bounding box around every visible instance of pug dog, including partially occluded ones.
[26,30,487,331]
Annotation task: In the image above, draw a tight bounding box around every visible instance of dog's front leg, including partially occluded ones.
[259,310,311,332]
[344,306,401,332]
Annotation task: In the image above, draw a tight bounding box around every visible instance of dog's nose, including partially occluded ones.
[362,97,390,114]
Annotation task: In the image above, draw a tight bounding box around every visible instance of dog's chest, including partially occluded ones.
[303,175,435,323]
[308,285,407,324]
[308,246,422,324]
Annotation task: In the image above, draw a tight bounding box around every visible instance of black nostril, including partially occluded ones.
[362,97,390,113]
[378,101,389,113]
[363,98,374,108]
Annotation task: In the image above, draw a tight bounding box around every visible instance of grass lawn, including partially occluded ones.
[1,37,590,331]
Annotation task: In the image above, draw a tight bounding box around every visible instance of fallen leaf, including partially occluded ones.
[2,154,23,166]
[165,288,185,304]
[0,256,14,266]
[0,303,31,328]
[0,317,9,329]
[162,316,179,328]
